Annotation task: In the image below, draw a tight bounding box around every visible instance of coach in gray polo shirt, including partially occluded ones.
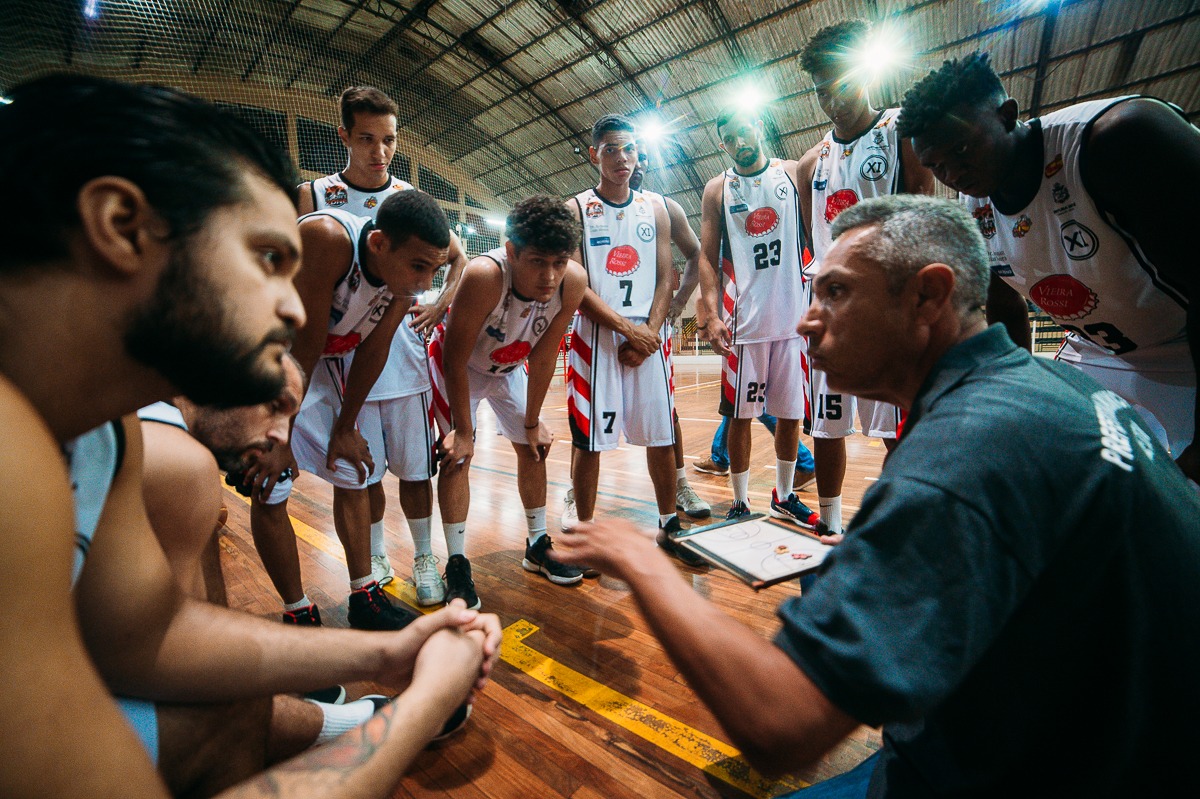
[558,194,1200,797]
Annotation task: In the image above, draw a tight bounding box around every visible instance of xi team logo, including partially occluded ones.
[1060,220,1099,261]
[860,154,888,182]
[324,185,348,207]
[636,222,654,242]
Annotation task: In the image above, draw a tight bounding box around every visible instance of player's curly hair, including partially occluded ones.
[507,195,581,255]
[800,20,871,76]
[897,52,1007,139]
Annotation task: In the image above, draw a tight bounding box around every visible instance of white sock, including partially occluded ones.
[282,595,313,612]
[776,459,797,500]
[676,467,687,483]
[309,697,378,746]
[349,575,373,591]
[408,516,433,557]
[370,520,386,558]
[659,513,677,527]
[819,495,843,534]
[731,471,750,505]
[443,522,466,557]
[525,506,547,545]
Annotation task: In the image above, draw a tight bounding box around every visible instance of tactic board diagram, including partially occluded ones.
[671,513,834,590]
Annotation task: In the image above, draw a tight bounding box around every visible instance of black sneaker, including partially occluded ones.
[443,555,481,610]
[282,603,322,626]
[303,685,346,704]
[725,501,751,521]
[431,703,473,743]
[769,489,830,534]
[363,695,471,744]
[523,535,584,585]
[655,516,708,568]
[348,581,418,630]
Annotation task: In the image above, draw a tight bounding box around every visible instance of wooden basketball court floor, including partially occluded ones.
[219,361,888,798]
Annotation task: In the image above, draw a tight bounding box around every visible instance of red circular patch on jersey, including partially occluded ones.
[824,189,859,223]
[1029,274,1098,321]
[606,245,640,276]
[490,340,532,365]
[745,207,779,237]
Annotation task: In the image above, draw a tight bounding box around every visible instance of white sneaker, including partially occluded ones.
[413,553,446,607]
[370,554,395,586]
[560,488,579,531]
[675,482,712,518]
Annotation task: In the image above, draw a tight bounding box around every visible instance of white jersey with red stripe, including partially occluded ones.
[299,208,395,359]
[574,187,659,319]
[810,108,903,263]
[309,172,428,400]
[719,158,809,344]
[962,97,1189,359]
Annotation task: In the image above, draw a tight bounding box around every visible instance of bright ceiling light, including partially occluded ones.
[638,117,666,146]
[485,216,505,229]
[465,225,476,236]
[731,82,767,116]
[848,25,912,85]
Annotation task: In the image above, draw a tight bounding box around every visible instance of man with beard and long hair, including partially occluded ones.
[0,75,499,799]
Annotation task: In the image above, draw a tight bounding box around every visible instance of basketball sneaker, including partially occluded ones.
[282,603,322,626]
[413,553,446,606]
[303,685,346,705]
[443,554,481,610]
[693,457,729,476]
[523,534,583,585]
[675,482,712,518]
[655,516,708,568]
[769,489,830,534]
[371,554,395,587]
[725,500,751,521]
[348,581,418,631]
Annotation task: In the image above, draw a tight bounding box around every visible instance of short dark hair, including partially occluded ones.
[800,20,871,76]
[592,114,635,146]
[506,195,581,255]
[339,86,399,131]
[0,74,298,274]
[897,52,1007,139]
[375,190,450,249]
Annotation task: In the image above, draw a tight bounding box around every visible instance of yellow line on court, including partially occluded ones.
[229,490,804,796]
[501,619,805,799]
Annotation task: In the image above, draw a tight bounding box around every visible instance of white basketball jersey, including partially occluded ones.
[299,208,395,359]
[68,421,122,585]
[310,173,428,400]
[458,247,564,376]
[575,188,658,319]
[811,108,903,261]
[963,98,1189,357]
[720,158,808,343]
[309,173,414,217]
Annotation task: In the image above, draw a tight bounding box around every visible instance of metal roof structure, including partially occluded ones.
[3,0,1197,225]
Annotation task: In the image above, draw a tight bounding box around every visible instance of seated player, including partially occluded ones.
[432,196,588,604]
[247,190,451,629]
[0,74,499,799]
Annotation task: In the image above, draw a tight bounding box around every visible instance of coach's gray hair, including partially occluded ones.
[830,195,989,317]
